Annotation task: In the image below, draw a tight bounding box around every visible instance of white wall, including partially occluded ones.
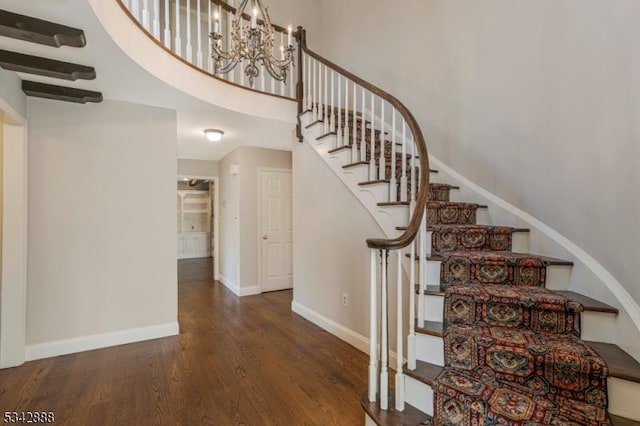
[317,0,640,357]
[0,68,25,122]
[218,146,292,295]
[178,159,219,177]
[219,149,241,291]
[26,99,178,359]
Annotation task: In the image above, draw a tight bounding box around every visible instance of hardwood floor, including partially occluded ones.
[0,258,368,425]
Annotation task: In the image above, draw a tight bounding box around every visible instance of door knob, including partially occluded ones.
[262,235,268,240]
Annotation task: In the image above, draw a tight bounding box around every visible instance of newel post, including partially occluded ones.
[295,26,305,142]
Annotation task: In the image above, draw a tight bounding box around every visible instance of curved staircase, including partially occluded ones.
[296,31,640,426]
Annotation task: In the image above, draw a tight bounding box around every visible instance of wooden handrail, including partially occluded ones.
[297,28,430,250]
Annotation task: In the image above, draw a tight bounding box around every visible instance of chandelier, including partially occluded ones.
[210,0,295,87]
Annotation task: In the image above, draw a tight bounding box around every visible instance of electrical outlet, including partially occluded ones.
[342,293,349,307]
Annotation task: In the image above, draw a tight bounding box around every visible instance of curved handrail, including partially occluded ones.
[114,0,298,101]
[298,28,430,250]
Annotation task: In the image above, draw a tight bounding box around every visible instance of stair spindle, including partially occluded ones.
[368,249,378,403]
[330,70,335,133]
[289,55,295,98]
[196,0,203,67]
[378,100,385,181]
[142,0,150,30]
[360,86,366,162]
[369,92,376,181]
[175,0,182,56]
[395,249,405,411]
[152,0,160,38]
[390,108,397,202]
[186,0,193,62]
[417,211,427,326]
[336,74,342,146]
[323,65,329,133]
[132,0,140,22]
[410,134,416,204]
[280,32,286,97]
[207,2,213,72]
[163,0,171,48]
[313,59,318,121]
[400,119,408,203]
[344,77,350,152]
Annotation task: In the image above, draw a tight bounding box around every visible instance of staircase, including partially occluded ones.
[297,31,640,426]
[0,9,103,103]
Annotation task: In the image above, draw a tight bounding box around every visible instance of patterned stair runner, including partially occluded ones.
[431,225,514,252]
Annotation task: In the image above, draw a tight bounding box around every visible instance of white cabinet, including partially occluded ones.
[177,190,211,259]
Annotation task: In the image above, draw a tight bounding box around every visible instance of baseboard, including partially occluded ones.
[291,300,401,369]
[25,322,179,361]
[218,274,261,297]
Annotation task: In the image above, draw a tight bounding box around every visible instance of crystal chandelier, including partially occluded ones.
[210,0,294,87]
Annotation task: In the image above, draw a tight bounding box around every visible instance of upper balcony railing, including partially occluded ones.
[117,0,297,100]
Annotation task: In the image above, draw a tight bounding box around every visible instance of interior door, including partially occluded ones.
[260,170,293,292]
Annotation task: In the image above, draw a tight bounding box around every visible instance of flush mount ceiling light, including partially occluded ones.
[204,129,224,142]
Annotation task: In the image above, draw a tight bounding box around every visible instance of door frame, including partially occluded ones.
[257,167,292,293]
[0,99,28,369]
[177,174,219,280]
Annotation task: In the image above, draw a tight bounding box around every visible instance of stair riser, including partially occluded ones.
[431,229,513,253]
[428,206,477,226]
[608,377,640,421]
[581,311,617,344]
[512,232,530,253]
[343,164,369,184]
[377,204,409,229]
[327,147,351,165]
[416,333,444,366]
[359,183,389,205]
[404,375,434,416]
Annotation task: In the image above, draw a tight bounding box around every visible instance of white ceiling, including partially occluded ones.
[0,0,297,161]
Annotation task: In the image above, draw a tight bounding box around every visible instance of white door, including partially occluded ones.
[259,170,293,292]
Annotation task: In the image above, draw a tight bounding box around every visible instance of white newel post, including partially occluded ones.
[395,249,405,411]
[380,250,389,410]
[408,237,417,370]
[369,249,379,403]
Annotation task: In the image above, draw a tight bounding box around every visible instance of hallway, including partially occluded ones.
[0,259,368,425]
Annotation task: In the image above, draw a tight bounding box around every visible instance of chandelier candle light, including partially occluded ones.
[210,0,295,87]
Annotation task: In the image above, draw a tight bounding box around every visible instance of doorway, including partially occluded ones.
[258,169,293,292]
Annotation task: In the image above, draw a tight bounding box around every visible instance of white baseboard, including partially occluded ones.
[218,274,261,297]
[291,300,401,369]
[25,322,179,361]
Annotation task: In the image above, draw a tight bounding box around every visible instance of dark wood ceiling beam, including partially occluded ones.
[0,49,96,80]
[22,81,103,104]
[0,9,86,48]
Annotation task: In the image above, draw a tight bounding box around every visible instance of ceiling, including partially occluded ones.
[0,0,297,161]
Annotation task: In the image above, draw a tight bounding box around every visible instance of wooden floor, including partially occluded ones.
[0,258,368,425]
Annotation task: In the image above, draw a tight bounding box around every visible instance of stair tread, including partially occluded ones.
[415,284,443,296]
[360,392,431,426]
[415,320,443,337]
[587,341,640,383]
[359,179,390,186]
[434,250,574,266]
[396,224,530,232]
[554,291,619,314]
[378,201,410,207]
[327,145,351,154]
[304,119,323,129]
[403,360,443,387]
[342,161,369,169]
[317,131,337,140]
